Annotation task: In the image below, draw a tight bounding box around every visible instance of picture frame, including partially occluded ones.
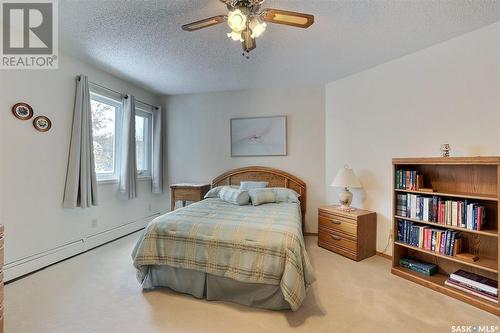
[33,116,52,132]
[230,115,287,157]
[11,102,34,120]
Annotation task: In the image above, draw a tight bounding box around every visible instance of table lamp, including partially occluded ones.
[331,165,362,211]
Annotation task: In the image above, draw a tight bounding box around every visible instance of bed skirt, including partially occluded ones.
[141,265,291,310]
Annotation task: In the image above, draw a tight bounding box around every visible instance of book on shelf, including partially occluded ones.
[450,269,498,296]
[445,279,498,303]
[395,170,423,191]
[399,257,438,276]
[395,193,487,231]
[397,219,462,256]
[396,194,408,217]
[445,269,498,304]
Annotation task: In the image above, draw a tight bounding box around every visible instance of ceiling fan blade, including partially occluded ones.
[260,8,314,28]
[182,15,227,32]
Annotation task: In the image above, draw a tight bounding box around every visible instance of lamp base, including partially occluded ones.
[337,205,356,212]
[338,187,354,211]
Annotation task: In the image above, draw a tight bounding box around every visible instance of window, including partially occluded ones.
[90,93,121,181]
[135,108,153,177]
[90,90,154,182]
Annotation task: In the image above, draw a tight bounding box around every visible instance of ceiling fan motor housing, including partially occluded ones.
[225,0,263,12]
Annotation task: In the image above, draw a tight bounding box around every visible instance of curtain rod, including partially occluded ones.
[77,75,159,110]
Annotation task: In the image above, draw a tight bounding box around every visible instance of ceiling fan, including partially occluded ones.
[182,0,314,56]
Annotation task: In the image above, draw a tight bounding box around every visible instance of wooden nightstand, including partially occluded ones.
[170,183,211,211]
[318,205,376,261]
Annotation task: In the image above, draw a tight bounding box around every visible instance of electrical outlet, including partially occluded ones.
[148,204,152,212]
[91,219,98,228]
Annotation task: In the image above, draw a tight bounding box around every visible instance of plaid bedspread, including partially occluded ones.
[132,198,315,311]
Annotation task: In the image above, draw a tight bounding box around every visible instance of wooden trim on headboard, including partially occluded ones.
[212,166,307,231]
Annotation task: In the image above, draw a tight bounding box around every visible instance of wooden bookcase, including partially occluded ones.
[391,157,500,316]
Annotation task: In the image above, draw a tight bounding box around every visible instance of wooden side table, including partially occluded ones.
[170,183,211,211]
[318,205,376,261]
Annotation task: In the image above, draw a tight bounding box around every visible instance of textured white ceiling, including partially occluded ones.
[59,0,500,95]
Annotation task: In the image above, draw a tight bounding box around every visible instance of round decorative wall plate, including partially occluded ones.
[11,103,34,120]
[33,116,52,132]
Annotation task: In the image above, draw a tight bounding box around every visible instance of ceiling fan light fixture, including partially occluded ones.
[249,18,267,38]
[227,31,243,42]
[227,9,247,32]
[181,1,315,55]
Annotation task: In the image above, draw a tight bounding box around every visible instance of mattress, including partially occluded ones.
[132,198,315,310]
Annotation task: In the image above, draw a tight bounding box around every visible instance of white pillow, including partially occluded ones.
[204,186,237,199]
[218,187,250,205]
[239,181,268,191]
[248,188,277,206]
[271,187,301,203]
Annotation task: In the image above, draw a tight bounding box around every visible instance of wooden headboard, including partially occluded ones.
[212,166,307,230]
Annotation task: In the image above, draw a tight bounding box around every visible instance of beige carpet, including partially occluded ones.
[6,233,499,333]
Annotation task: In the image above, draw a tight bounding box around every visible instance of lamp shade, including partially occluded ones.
[331,166,362,188]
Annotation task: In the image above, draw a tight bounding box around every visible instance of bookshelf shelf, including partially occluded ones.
[394,215,498,237]
[394,241,498,273]
[394,189,498,202]
[392,157,500,316]
[392,266,499,314]
[392,156,500,165]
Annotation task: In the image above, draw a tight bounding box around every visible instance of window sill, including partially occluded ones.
[97,178,119,185]
[97,176,151,185]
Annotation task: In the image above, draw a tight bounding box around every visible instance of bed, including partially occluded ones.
[131,167,315,311]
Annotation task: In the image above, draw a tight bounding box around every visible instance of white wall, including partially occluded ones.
[325,22,500,255]
[0,52,168,280]
[2,22,496,279]
[164,86,325,233]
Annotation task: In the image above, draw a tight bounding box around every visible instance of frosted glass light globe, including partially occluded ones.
[227,9,247,32]
[249,18,267,38]
[227,31,243,42]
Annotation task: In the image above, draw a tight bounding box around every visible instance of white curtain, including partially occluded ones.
[119,94,138,199]
[63,75,98,208]
[152,106,164,194]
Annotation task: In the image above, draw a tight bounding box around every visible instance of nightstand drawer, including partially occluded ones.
[318,227,357,253]
[318,215,357,236]
[174,189,203,201]
[319,210,357,223]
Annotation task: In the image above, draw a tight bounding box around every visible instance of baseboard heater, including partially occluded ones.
[4,212,164,282]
